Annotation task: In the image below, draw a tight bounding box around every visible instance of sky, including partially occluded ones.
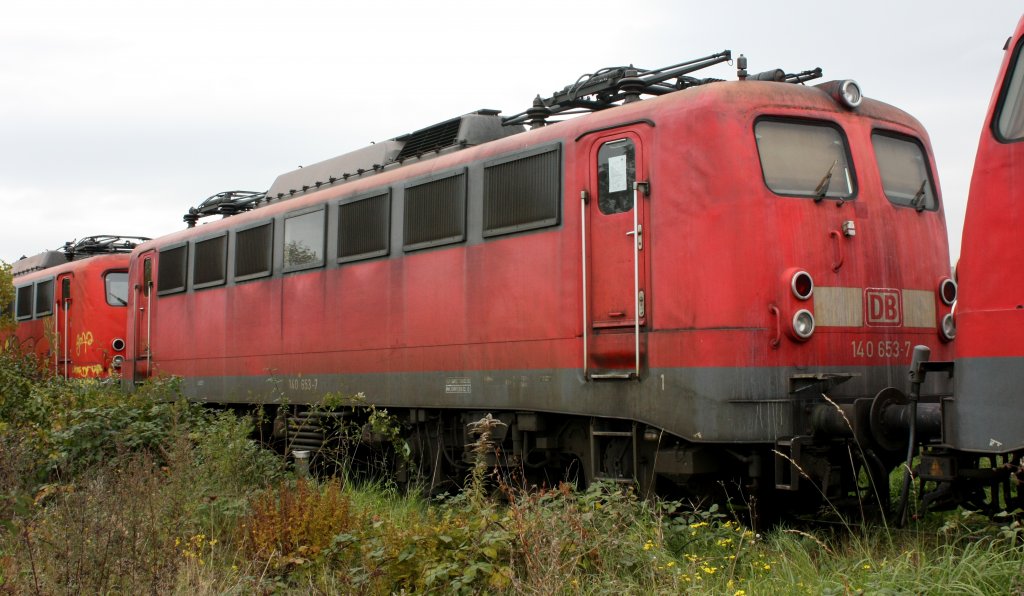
[1,1,1020,264]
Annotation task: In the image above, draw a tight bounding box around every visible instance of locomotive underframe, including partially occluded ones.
[202,360,954,519]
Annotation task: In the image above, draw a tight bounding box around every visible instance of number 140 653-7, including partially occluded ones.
[851,340,913,359]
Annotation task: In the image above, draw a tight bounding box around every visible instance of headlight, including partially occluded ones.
[111,355,125,369]
[791,271,814,300]
[793,309,815,340]
[940,313,957,342]
[112,338,126,352]
[939,278,957,306]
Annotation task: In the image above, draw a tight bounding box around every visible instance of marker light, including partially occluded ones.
[793,309,816,340]
[111,355,124,369]
[939,278,957,306]
[791,271,814,300]
[940,313,957,342]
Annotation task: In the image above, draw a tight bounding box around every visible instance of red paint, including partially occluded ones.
[123,79,953,389]
[4,253,131,378]
[957,14,1024,359]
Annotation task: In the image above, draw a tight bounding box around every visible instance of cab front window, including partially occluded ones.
[105,271,129,306]
[872,131,937,211]
[755,119,855,201]
[996,36,1024,141]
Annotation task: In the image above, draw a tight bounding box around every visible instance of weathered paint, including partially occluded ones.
[124,77,955,448]
[5,253,130,379]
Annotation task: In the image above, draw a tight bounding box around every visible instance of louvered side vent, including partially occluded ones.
[34,279,54,317]
[483,146,561,237]
[403,172,467,251]
[193,235,227,288]
[339,191,390,262]
[235,223,273,280]
[15,285,33,319]
[158,245,187,295]
[396,117,463,161]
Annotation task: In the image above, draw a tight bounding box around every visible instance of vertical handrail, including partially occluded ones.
[62,298,69,379]
[581,191,589,378]
[146,281,152,377]
[633,184,641,378]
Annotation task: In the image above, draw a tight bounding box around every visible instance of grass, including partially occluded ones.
[0,347,1022,594]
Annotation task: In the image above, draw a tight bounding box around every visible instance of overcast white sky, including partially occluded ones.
[1,1,1020,264]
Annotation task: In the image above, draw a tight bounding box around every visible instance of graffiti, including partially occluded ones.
[72,364,104,377]
[75,331,94,356]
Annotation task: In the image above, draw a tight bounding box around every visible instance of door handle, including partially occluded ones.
[625,224,643,249]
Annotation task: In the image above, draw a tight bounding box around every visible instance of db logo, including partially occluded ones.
[864,288,902,327]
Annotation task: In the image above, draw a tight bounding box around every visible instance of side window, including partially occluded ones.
[872,131,938,211]
[283,208,326,272]
[403,170,467,251]
[755,119,856,200]
[483,146,561,236]
[34,279,54,318]
[15,285,33,320]
[143,259,153,296]
[597,139,635,215]
[235,222,273,281]
[158,245,188,295]
[105,272,129,306]
[996,36,1024,141]
[339,191,390,263]
[193,235,227,289]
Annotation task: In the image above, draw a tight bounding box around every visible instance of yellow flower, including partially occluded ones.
[735,591,747,596]
[667,561,676,568]
[863,563,872,570]
[643,541,653,551]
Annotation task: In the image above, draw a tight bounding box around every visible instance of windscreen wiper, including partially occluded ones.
[813,159,838,202]
[909,179,928,211]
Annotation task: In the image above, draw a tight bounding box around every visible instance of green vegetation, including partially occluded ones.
[0,346,1021,594]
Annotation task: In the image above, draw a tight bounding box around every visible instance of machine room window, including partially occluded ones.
[483,146,561,236]
[235,222,273,280]
[339,191,390,262]
[15,285,32,320]
[157,245,187,295]
[597,139,636,215]
[105,272,129,306]
[34,279,54,317]
[755,119,855,200]
[872,132,937,211]
[403,171,467,251]
[193,235,227,288]
[283,209,326,271]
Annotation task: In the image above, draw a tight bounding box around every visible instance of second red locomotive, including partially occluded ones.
[6,236,147,379]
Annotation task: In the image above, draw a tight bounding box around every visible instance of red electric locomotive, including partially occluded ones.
[124,54,956,516]
[6,236,147,379]
[911,15,1024,514]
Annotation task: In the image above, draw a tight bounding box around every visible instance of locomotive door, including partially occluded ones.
[583,130,650,379]
[56,273,73,379]
[133,252,154,381]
